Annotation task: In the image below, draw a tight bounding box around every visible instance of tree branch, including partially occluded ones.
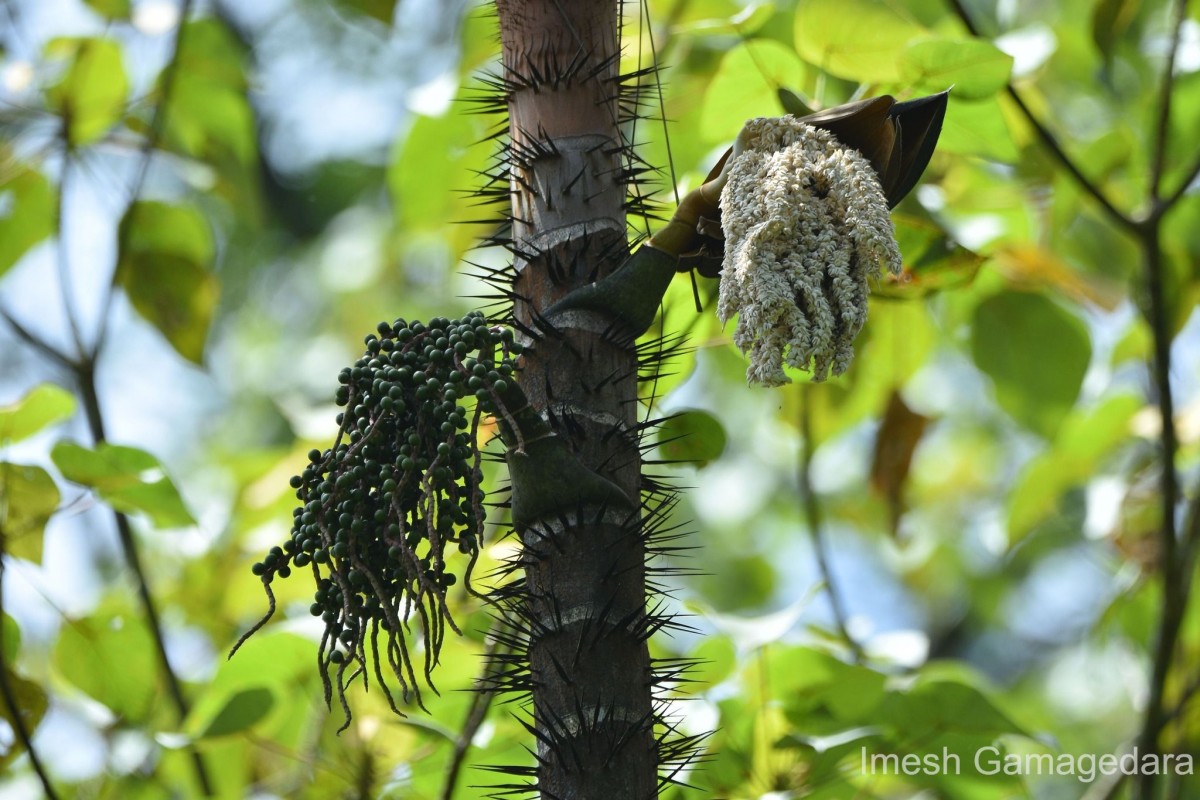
[944,0,1138,233]
[800,386,862,662]
[0,568,61,800]
[74,361,213,795]
[0,306,76,369]
[1149,0,1189,203]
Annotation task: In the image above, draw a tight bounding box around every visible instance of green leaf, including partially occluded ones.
[1008,393,1140,540]
[2,613,19,663]
[1092,0,1142,61]
[0,165,55,279]
[0,384,77,444]
[770,647,888,726]
[333,0,398,23]
[937,97,1019,162]
[970,291,1091,438]
[900,38,1013,100]
[195,687,274,738]
[51,441,195,528]
[388,109,490,259]
[55,614,157,719]
[0,463,60,564]
[83,0,132,19]
[795,0,925,82]
[46,37,129,146]
[700,40,808,143]
[657,409,727,467]
[675,1,775,35]
[0,668,48,770]
[116,202,218,364]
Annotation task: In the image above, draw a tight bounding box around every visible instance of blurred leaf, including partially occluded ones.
[388,109,489,259]
[1,614,17,664]
[333,0,398,23]
[657,409,727,467]
[938,97,1019,162]
[1008,393,1140,540]
[900,38,1012,100]
[876,214,985,298]
[870,391,930,536]
[0,165,55,279]
[55,614,157,719]
[1092,0,1141,61]
[195,687,274,738]
[769,646,888,727]
[701,40,808,143]
[116,201,218,364]
[51,441,195,528]
[0,384,77,444]
[679,635,737,696]
[46,37,129,146]
[795,0,925,82]
[994,244,1124,311]
[0,668,48,770]
[83,0,131,18]
[970,291,1090,438]
[0,463,59,564]
[674,1,774,34]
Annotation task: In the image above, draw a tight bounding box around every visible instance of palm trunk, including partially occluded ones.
[494,0,659,795]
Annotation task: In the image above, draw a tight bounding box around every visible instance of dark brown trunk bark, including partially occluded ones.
[495,0,658,796]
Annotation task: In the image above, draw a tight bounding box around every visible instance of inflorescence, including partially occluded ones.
[233,311,523,728]
[718,118,903,386]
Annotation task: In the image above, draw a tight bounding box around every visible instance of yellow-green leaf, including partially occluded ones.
[0,463,59,565]
[0,384,77,444]
[657,409,728,467]
[195,687,274,738]
[700,40,808,143]
[83,0,132,19]
[46,37,129,146]
[795,0,925,82]
[51,441,195,528]
[116,202,218,364]
[0,165,55,278]
[54,615,157,720]
[900,38,1013,100]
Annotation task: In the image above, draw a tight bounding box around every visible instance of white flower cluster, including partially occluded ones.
[717,118,903,386]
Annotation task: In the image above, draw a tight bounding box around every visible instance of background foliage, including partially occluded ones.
[1,0,1199,797]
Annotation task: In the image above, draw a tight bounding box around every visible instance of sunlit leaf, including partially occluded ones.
[0,463,59,564]
[116,202,218,364]
[795,0,925,82]
[937,97,1019,162]
[55,614,157,720]
[0,668,48,770]
[0,384,77,444]
[2,614,19,664]
[51,441,195,528]
[83,0,132,19]
[970,290,1090,438]
[674,2,775,35]
[700,40,808,143]
[0,165,55,279]
[657,409,727,467]
[195,687,274,738]
[45,37,129,146]
[993,243,1125,310]
[900,38,1012,100]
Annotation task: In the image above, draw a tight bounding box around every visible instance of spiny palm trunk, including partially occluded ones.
[495,0,658,795]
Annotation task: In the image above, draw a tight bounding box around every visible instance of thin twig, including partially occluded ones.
[0,305,76,369]
[1161,154,1200,209]
[54,149,86,357]
[1131,2,1190,797]
[1149,0,1189,202]
[944,0,1138,233]
[0,567,62,800]
[74,362,213,795]
[799,385,862,662]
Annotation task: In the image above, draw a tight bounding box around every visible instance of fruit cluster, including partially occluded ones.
[243,311,522,718]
